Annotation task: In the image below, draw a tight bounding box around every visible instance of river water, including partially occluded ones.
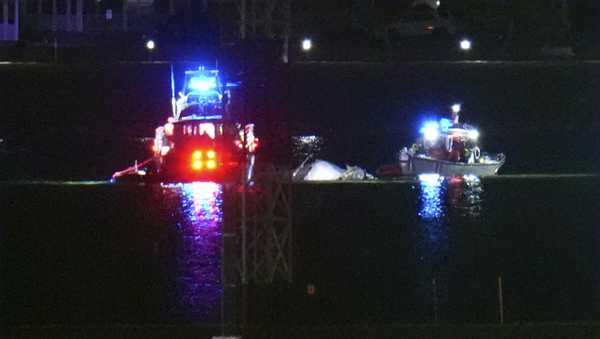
[1,175,599,325]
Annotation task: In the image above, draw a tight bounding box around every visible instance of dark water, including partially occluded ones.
[293,175,600,324]
[2,175,599,325]
[1,182,224,325]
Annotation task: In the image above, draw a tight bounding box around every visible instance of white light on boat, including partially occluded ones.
[468,129,479,140]
[459,39,472,51]
[421,121,440,142]
[160,146,170,156]
[451,103,461,114]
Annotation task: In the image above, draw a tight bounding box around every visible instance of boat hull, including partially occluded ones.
[411,155,504,177]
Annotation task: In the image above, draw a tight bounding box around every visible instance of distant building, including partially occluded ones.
[18,0,158,37]
[3,0,291,60]
[0,0,19,41]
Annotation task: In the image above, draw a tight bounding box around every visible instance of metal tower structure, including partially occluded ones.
[224,166,293,285]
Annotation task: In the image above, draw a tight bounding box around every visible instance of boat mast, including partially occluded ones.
[170,64,178,120]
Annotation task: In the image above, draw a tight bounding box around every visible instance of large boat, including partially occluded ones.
[404,106,505,177]
[112,67,257,183]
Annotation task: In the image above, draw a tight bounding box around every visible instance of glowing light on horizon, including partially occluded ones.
[460,39,472,51]
[146,39,155,50]
[302,38,313,51]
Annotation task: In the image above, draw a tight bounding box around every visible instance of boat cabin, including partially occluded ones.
[418,118,481,163]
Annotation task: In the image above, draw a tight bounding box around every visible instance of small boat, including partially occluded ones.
[404,105,505,177]
[410,153,505,177]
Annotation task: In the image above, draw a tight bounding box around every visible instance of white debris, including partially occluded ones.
[300,160,344,181]
[293,159,375,181]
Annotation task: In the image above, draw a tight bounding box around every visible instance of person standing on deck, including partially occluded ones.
[451,103,461,125]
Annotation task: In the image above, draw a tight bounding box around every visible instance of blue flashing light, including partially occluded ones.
[189,76,217,92]
[420,121,440,142]
[439,118,452,131]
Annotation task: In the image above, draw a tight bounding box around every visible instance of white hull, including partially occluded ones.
[411,154,505,177]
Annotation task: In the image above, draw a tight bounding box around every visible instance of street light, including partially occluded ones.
[459,39,472,51]
[146,39,156,51]
[301,38,312,52]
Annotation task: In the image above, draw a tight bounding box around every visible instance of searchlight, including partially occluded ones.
[420,121,440,143]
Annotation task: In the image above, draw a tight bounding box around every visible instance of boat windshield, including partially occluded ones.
[178,69,225,119]
[182,70,222,104]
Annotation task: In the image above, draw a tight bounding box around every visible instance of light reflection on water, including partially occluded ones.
[418,174,446,220]
[418,174,484,221]
[417,174,448,270]
[161,182,223,321]
[417,174,484,269]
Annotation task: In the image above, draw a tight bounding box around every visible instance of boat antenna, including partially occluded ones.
[170,63,177,119]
